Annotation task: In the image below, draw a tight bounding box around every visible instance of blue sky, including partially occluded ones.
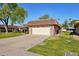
[1,3,79,25]
[19,3,79,25]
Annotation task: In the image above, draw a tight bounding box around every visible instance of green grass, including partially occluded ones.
[0,32,24,39]
[28,32,79,56]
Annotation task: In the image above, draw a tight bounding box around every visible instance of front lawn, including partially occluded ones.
[0,32,24,39]
[28,32,79,56]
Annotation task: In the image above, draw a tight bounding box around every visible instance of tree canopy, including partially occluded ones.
[71,20,79,24]
[39,14,50,19]
[0,3,28,33]
[62,20,68,29]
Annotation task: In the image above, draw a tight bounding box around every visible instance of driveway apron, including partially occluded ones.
[0,35,48,56]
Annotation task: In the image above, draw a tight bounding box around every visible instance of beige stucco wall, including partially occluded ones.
[29,27,32,34]
[50,26,55,36]
[31,26,51,36]
[75,26,79,34]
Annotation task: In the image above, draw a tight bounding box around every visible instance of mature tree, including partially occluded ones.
[39,14,50,19]
[0,3,27,33]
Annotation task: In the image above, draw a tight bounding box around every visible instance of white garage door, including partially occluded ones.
[32,27,51,35]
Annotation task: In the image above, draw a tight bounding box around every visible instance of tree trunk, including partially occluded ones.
[0,16,9,33]
[4,25,8,33]
[4,16,9,33]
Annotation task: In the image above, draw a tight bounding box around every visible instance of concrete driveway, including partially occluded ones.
[0,35,48,56]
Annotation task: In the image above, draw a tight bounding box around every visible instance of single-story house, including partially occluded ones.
[74,22,79,35]
[0,25,19,32]
[18,26,28,33]
[0,25,28,32]
[27,19,60,36]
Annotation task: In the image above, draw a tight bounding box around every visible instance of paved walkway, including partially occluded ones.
[0,35,48,56]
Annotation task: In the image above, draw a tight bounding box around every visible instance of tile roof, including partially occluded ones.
[27,19,59,27]
[0,25,19,29]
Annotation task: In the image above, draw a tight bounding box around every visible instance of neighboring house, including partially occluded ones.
[0,25,28,32]
[0,25,19,32]
[74,22,79,35]
[27,19,60,36]
[18,26,28,33]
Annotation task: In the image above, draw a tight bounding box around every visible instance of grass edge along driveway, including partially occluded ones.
[0,33,24,39]
[28,32,79,56]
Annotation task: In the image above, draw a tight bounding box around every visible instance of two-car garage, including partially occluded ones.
[27,19,60,36]
[31,27,51,35]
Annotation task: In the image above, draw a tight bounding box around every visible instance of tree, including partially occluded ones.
[39,14,49,19]
[62,20,68,29]
[0,3,27,33]
[70,20,79,25]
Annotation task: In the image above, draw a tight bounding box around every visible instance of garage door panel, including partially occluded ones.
[32,27,51,35]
